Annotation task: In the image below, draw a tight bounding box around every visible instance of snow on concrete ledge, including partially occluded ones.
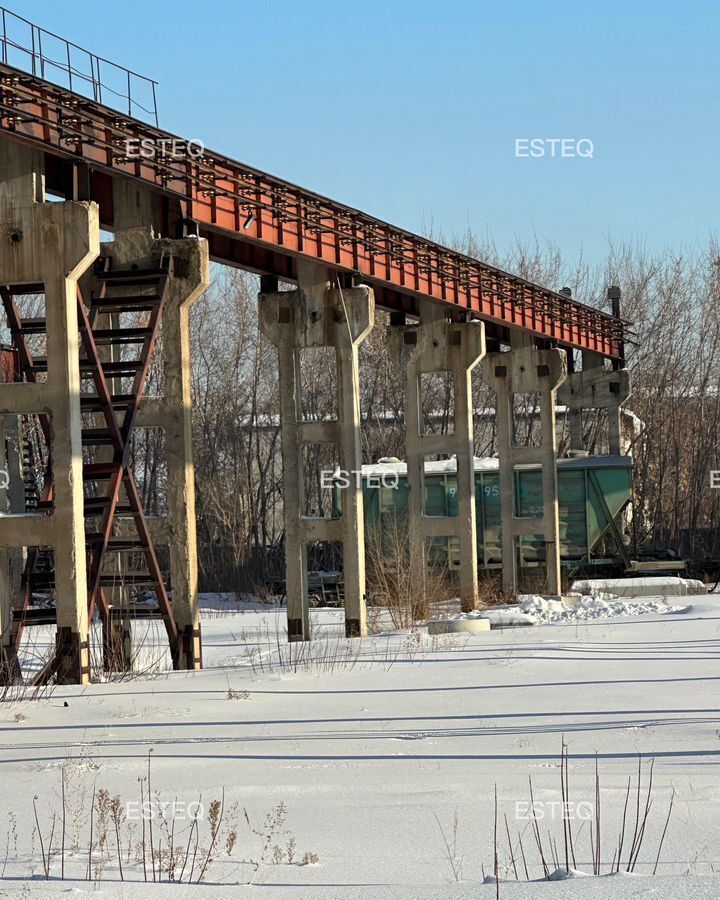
[427,616,491,634]
[429,591,690,629]
[571,576,706,598]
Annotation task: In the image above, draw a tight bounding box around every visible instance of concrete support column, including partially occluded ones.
[483,336,567,597]
[111,179,164,237]
[0,140,99,683]
[46,269,94,682]
[156,237,209,668]
[259,262,374,640]
[391,303,485,608]
[560,350,631,455]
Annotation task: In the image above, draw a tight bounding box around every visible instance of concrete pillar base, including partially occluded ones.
[55,628,90,685]
[288,618,306,642]
[180,623,203,669]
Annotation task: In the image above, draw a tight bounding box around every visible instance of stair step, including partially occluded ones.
[92,328,152,345]
[30,573,55,588]
[91,359,143,373]
[81,429,115,446]
[80,393,136,412]
[24,357,47,372]
[19,317,47,334]
[84,502,135,517]
[91,295,160,312]
[93,365,144,380]
[13,607,56,624]
[108,606,164,619]
[31,359,144,375]
[83,496,111,512]
[97,266,167,278]
[83,462,118,480]
[109,537,145,548]
[99,573,158,585]
[86,534,147,550]
[97,268,167,286]
[6,283,44,296]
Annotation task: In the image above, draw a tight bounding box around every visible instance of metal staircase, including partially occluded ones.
[0,255,180,679]
[78,257,178,667]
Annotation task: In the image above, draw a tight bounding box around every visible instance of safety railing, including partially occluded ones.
[0,6,158,125]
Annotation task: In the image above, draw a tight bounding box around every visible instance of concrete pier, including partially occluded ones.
[483,334,567,596]
[0,145,209,681]
[560,351,631,455]
[260,263,374,640]
[0,142,99,683]
[392,303,485,608]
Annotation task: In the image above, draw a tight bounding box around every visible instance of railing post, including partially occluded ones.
[37,28,44,79]
[90,54,98,102]
[30,24,36,76]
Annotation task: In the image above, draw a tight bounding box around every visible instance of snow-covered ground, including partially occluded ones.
[1,592,720,898]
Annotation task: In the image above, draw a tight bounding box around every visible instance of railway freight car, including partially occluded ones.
[354,455,633,578]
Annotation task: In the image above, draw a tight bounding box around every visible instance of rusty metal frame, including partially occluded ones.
[0,62,626,358]
[78,261,179,665]
[0,263,181,678]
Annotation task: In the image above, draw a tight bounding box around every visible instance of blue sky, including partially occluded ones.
[11,0,720,261]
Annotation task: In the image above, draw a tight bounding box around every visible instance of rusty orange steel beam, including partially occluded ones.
[0,63,625,357]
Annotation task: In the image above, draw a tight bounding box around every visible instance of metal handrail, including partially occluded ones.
[0,6,158,125]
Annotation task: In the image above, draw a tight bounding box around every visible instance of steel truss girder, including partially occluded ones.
[0,62,625,358]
